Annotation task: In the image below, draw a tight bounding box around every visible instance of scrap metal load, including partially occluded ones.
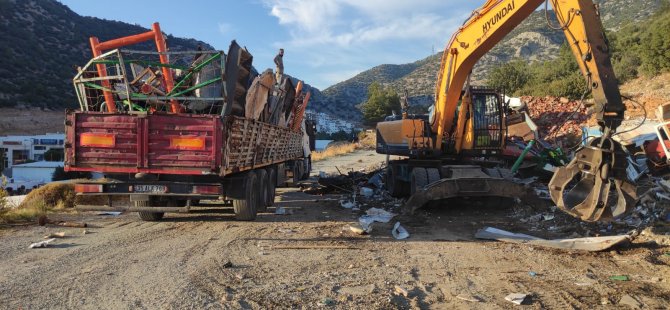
[73,26,310,128]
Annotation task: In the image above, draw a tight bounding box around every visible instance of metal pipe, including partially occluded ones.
[90,37,118,112]
[511,139,536,173]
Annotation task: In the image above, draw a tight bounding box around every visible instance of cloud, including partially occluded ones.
[262,0,475,88]
[217,22,235,35]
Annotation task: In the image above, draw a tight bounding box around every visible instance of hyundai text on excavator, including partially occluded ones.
[376,0,637,222]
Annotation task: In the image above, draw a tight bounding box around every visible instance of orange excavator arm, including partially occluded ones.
[433,0,624,152]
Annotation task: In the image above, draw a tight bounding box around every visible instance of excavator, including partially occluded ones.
[376,0,637,222]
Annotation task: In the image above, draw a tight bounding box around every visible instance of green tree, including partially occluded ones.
[487,60,531,94]
[361,82,401,125]
[44,148,64,162]
[639,6,670,76]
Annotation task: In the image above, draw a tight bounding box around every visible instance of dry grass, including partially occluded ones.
[0,182,76,224]
[358,131,377,149]
[312,142,357,162]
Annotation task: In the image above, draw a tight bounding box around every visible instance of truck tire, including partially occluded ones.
[257,169,269,212]
[386,164,404,197]
[292,161,303,185]
[411,167,428,195]
[426,168,441,185]
[233,171,259,221]
[302,156,311,179]
[137,199,164,221]
[265,166,277,208]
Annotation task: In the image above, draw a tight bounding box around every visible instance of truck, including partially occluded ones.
[65,23,314,221]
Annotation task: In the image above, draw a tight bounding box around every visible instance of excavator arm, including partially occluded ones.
[430,0,634,221]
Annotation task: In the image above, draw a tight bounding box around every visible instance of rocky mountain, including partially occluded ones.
[0,0,210,109]
[310,0,663,122]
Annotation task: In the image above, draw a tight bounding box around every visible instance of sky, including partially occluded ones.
[58,0,482,90]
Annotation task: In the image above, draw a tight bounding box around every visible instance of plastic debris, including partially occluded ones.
[340,200,356,209]
[359,187,374,197]
[505,293,531,305]
[348,224,366,235]
[475,227,630,252]
[610,275,630,281]
[528,271,537,277]
[275,207,293,215]
[29,238,56,249]
[392,222,409,240]
[368,173,383,188]
[358,208,397,232]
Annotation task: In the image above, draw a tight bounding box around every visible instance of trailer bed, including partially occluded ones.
[65,111,303,177]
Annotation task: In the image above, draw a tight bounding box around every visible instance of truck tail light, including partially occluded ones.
[170,137,205,150]
[80,133,115,148]
[193,185,220,195]
[75,184,103,193]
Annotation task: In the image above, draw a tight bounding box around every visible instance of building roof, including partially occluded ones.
[0,133,64,141]
[12,161,64,169]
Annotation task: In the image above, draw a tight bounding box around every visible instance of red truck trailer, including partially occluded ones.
[65,23,313,221]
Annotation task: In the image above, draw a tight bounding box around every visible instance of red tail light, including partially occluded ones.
[75,184,103,193]
[193,185,220,195]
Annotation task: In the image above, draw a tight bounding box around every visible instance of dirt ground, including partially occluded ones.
[1,150,669,309]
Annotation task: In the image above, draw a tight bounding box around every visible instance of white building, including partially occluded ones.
[305,111,356,134]
[0,133,65,173]
[6,161,63,190]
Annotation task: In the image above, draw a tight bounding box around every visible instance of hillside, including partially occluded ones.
[312,0,663,121]
[0,0,211,109]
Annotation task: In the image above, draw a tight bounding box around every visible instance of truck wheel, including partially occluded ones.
[302,156,311,179]
[386,164,404,197]
[411,167,428,195]
[292,161,303,185]
[426,168,441,185]
[265,166,277,208]
[137,199,164,221]
[257,169,269,212]
[233,171,259,221]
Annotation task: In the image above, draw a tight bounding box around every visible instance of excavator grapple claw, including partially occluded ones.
[549,134,637,222]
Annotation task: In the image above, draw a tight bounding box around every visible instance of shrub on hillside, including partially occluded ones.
[361,82,401,125]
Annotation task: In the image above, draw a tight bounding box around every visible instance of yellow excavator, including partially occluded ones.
[377,0,637,222]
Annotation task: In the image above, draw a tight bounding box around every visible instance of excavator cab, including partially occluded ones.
[455,88,506,156]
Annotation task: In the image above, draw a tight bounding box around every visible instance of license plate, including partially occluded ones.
[134,185,167,193]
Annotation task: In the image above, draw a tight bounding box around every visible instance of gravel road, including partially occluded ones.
[1,150,669,309]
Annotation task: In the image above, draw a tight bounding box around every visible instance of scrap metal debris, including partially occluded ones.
[475,227,630,252]
[29,238,56,249]
[505,293,532,305]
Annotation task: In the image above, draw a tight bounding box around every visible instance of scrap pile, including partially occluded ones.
[73,24,311,131]
[521,96,591,146]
